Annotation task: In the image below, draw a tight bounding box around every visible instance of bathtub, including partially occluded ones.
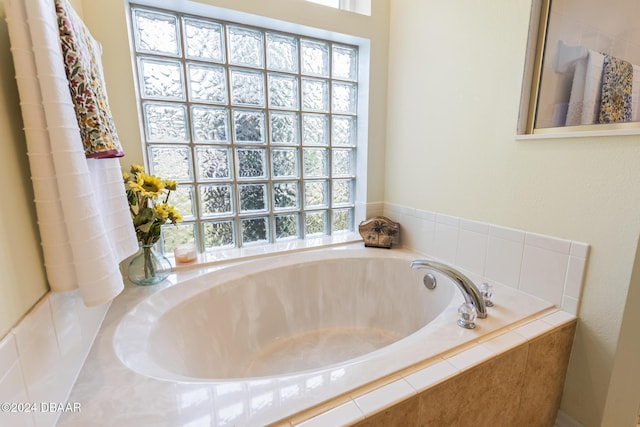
[114,247,458,382]
[103,245,557,426]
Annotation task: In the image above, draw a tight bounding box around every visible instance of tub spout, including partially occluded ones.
[410,259,487,319]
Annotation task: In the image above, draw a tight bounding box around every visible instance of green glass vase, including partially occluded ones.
[127,243,171,286]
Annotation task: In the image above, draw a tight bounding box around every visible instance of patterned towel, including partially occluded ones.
[598,54,633,124]
[55,0,124,158]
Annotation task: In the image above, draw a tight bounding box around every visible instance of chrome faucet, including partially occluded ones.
[410,259,487,319]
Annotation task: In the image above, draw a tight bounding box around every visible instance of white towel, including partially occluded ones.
[5,0,138,306]
[565,51,605,126]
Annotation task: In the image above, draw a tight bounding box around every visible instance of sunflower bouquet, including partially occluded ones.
[123,164,182,246]
[123,164,182,284]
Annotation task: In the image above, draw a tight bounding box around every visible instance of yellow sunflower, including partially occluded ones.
[153,203,170,222]
[130,164,145,174]
[130,172,165,198]
[154,203,182,225]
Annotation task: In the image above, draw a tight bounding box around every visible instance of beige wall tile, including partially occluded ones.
[516,322,577,426]
[418,346,528,427]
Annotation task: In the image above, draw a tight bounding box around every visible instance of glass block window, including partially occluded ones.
[130,6,359,253]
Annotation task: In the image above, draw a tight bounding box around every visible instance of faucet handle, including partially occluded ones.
[457,303,477,329]
[480,282,494,307]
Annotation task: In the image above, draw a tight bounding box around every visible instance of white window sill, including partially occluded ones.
[169,232,364,272]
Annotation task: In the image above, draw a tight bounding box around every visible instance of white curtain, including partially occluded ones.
[5,0,138,305]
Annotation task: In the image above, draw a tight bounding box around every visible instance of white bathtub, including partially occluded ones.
[110,245,554,426]
[115,248,457,382]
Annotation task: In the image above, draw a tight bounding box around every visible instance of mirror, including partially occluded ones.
[519,0,640,135]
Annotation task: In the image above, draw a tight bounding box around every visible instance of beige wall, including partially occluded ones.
[386,0,640,426]
[0,1,49,338]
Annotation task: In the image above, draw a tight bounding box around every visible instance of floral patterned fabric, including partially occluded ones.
[598,54,633,124]
[55,0,124,158]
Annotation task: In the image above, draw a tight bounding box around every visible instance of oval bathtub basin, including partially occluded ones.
[114,248,458,382]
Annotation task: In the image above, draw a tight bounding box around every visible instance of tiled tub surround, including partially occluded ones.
[372,320,575,426]
[0,204,589,427]
[293,313,576,427]
[382,202,589,316]
[0,291,109,427]
[56,243,579,426]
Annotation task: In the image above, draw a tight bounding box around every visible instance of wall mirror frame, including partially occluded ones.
[518,0,640,137]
